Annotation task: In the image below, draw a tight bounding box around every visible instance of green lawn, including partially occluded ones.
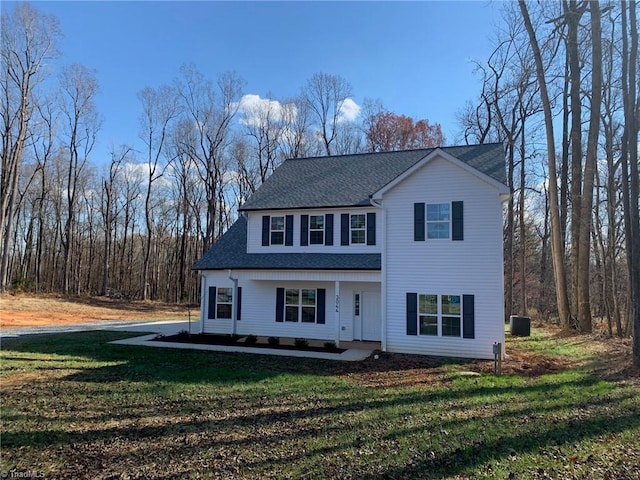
[1,330,638,479]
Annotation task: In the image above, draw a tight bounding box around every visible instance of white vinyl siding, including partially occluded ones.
[200,272,380,343]
[383,155,505,359]
[246,208,380,254]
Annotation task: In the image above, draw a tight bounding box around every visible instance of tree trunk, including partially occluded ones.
[519,0,572,327]
[576,3,603,333]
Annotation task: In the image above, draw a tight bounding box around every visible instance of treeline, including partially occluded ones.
[2,2,639,366]
[1,3,443,302]
[460,1,639,358]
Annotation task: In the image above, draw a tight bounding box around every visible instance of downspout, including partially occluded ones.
[228,269,238,335]
[369,196,386,351]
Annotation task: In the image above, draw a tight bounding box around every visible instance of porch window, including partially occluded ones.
[216,287,233,319]
[285,288,317,323]
[270,216,285,245]
[309,215,324,245]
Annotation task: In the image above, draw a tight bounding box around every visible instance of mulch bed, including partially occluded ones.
[153,332,346,354]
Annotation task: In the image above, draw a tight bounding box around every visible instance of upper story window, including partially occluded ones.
[309,215,325,245]
[350,214,366,244]
[426,203,450,239]
[415,202,463,242]
[270,216,285,245]
[341,212,375,246]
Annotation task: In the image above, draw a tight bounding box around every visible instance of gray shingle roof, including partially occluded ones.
[192,216,381,271]
[239,143,506,211]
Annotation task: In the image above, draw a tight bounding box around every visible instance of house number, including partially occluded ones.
[335,295,340,312]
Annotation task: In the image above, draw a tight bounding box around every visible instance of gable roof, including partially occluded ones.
[239,143,506,211]
[192,216,381,271]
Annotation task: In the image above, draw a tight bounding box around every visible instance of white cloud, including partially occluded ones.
[236,94,294,128]
[338,98,361,123]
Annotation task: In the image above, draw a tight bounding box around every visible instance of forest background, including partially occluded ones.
[1,2,638,364]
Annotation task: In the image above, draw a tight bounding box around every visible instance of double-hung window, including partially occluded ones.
[285,288,317,323]
[216,287,233,319]
[426,203,450,239]
[309,215,324,245]
[350,214,366,244]
[418,294,461,337]
[270,216,285,245]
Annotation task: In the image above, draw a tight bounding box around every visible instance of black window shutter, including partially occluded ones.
[452,201,464,241]
[261,216,270,246]
[317,288,326,324]
[341,214,349,245]
[300,215,309,246]
[325,214,334,245]
[366,212,376,245]
[463,294,475,338]
[275,288,285,322]
[414,203,425,241]
[285,215,294,246]
[406,292,418,335]
[236,287,242,320]
[208,286,217,319]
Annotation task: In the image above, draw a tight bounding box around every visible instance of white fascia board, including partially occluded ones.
[371,148,510,200]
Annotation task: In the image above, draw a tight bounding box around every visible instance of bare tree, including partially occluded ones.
[239,93,285,184]
[575,3,603,333]
[303,72,354,155]
[0,3,61,291]
[620,0,640,365]
[138,84,180,300]
[519,0,572,328]
[279,96,311,160]
[176,65,244,250]
[58,63,101,294]
[101,145,131,296]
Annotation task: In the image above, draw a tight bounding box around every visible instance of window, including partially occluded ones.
[426,203,450,239]
[354,293,361,316]
[285,288,317,323]
[441,295,461,336]
[418,294,438,335]
[216,287,233,319]
[350,214,366,244]
[309,215,324,245]
[270,216,285,245]
[417,294,461,337]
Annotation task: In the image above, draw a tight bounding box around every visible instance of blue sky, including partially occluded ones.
[23,0,504,161]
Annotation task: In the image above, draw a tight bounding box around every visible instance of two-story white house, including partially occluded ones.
[192,143,510,359]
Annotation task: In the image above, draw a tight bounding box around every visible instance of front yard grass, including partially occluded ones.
[1,329,638,479]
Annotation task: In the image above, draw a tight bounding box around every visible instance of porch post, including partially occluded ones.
[334,280,340,347]
[229,270,238,336]
[199,274,206,334]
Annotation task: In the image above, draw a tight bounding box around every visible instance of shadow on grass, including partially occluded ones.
[2,331,639,478]
[2,381,638,478]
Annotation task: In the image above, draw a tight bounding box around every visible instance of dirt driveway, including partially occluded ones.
[0,294,192,328]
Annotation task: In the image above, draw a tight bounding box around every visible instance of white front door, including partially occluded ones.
[361,292,381,341]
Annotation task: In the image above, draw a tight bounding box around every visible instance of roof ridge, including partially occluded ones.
[282,142,503,163]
